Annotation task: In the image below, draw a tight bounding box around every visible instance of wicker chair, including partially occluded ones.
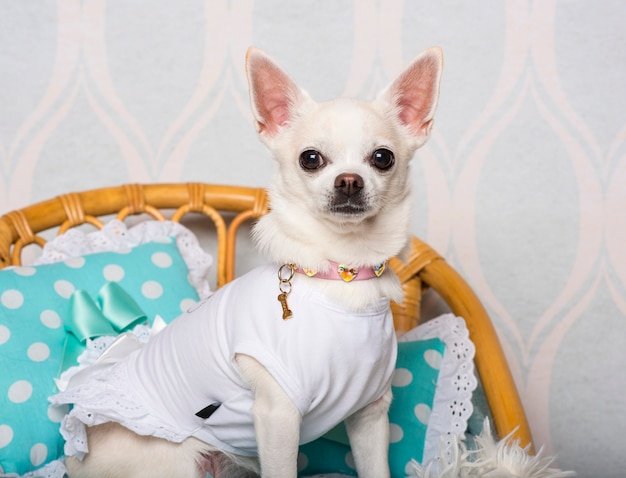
[0,182,532,450]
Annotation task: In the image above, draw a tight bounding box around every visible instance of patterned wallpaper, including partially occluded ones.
[1,1,625,476]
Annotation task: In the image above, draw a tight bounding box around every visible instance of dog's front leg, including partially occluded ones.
[235,353,302,478]
[345,387,393,478]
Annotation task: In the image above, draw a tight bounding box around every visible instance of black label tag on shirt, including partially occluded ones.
[195,402,221,419]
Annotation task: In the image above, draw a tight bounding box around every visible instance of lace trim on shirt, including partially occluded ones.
[52,360,190,456]
[48,326,191,463]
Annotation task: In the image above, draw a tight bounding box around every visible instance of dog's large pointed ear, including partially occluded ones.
[377,47,443,147]
[246,47,311,140]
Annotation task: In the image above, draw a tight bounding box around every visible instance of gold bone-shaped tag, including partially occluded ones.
[277,292,293,320]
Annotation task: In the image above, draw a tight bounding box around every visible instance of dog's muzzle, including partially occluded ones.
[330,173,368,215]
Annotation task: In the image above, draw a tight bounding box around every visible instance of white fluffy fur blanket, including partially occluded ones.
[309,419,574,478]
[404,419,575,478]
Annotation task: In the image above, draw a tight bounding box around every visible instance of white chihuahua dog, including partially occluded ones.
[52,46,442,478]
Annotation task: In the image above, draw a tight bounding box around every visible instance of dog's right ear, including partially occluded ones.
[246,47,311,140]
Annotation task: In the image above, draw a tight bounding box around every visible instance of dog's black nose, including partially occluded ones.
[334,173,364,197]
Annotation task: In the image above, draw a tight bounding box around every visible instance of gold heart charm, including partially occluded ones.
[373,262,386,277]
[338,264,358,282]
[303,268,318,277]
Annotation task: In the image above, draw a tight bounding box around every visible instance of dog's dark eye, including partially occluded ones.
[371,148,395,171]
[299,150,325,171]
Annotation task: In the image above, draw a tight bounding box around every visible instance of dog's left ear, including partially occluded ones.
[246,47,312,141]
[377,47,443,147]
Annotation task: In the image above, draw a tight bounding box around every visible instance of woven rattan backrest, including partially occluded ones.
[0,183,268,288]
[0,182,533,449]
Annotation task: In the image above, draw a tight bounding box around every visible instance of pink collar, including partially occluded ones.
[294,261,387,282]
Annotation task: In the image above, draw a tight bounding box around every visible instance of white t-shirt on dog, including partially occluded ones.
[52,264,397,457]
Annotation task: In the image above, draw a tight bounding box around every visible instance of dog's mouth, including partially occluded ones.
[329,199,369,216]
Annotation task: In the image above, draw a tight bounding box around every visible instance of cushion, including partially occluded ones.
[297,314,476,478]
[0,221,211,476]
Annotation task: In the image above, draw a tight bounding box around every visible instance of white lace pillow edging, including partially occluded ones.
[399,313,477,470]
[34,219,213,298]
[0,459,67,478]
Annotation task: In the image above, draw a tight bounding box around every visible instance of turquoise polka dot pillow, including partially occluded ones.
[0,225,207,475]
[298,314,476,477]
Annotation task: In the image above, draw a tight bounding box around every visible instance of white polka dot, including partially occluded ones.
[424,349,443,370]
[54,280,75,298]
[64,256,85,268]
[142,281,163,299]
[392,367,413,387]
[40,310,62,329]
[297,452,309,471]
[389,423,404,443]
[345,451,355,469]
[179,298,197,312]
[1,289,24,309]
[28,342,50,362]
[152,252,173,268]
[414,403,431,425]
[48,403,69,423]
[30,443,48,467]
[0,424,13,448]
[0,325,10,345]
[8,380,32,403]
[13,266,36,276]
[103,264,125,282]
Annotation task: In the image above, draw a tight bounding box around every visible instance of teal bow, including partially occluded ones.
[58,282,147,377]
